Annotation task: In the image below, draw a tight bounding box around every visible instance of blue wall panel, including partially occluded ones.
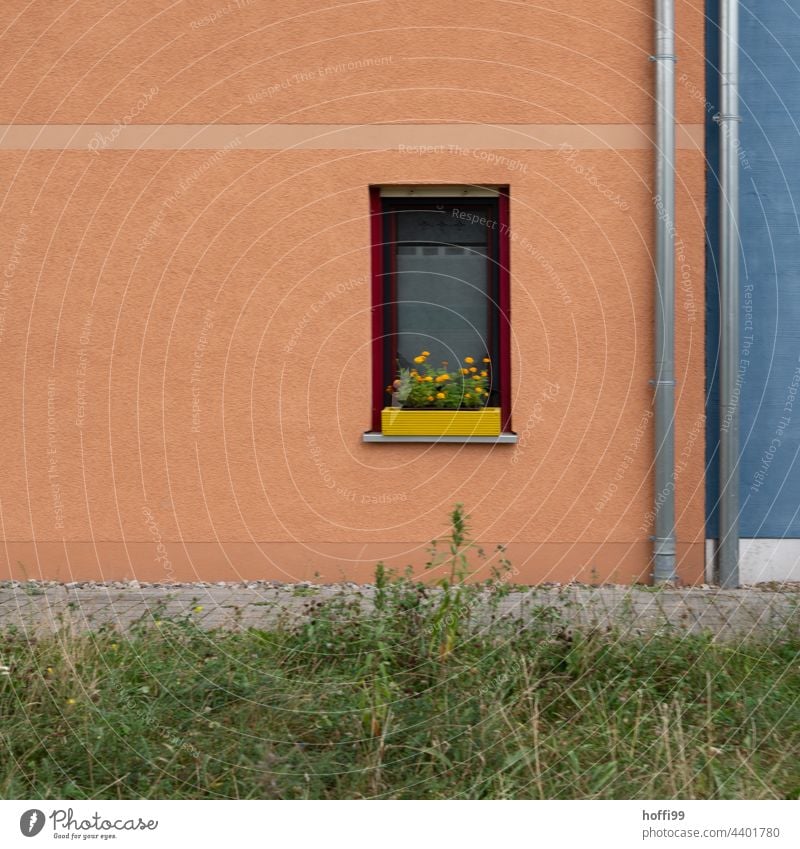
[706,1,800,537]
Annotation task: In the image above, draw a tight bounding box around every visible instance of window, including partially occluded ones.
[369,186,511,435]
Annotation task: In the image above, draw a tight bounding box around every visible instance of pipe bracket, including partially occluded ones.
[648,378,676,387]
[714,113,742,123]
[648,54,678,62]
[650,535,677,556]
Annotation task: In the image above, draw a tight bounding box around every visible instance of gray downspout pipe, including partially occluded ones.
[652,0,678,583]
[717,0,740,587]
[718,0,741,587]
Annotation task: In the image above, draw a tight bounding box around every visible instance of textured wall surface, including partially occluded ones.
[0,0,707,125]
[0,1,707,583]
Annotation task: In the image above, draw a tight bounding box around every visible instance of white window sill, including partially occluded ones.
[362,432,518,444]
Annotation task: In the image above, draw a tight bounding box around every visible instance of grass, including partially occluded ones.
[0,508,798,800]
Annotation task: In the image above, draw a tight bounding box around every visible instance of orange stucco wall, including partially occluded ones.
[0,1,707,584]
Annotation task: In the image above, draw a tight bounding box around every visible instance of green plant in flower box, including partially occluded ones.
[386,351,492,409]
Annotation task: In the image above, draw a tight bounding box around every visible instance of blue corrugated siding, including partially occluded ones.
[706,0,800,537]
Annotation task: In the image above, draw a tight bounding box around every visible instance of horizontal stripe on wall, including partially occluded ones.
[0,123,704,151]
[0,541,705,585]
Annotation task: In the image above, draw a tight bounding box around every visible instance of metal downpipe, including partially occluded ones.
[652,0,678,583]
[718,0,741,588]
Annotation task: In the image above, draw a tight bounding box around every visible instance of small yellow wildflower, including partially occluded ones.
[472,374,481,380]
[193,605,204,613]
[464,357,474,364]
[422,351,430,356]
[436,392,446,400]
[424,376,433,382]
[415,376,423,383]
[110,644,118,651]
[483,357,491,363]
[465,393,471,398]
[481,370,488,377]
[427,395,434,401]
[413,355,426,364]
[461,368,469,375]
[435,373,450,382]
[66,698,76,705]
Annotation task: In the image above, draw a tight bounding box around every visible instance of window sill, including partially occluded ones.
[362,432,518,444]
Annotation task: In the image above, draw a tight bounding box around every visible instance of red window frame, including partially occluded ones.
[369,187,511,433]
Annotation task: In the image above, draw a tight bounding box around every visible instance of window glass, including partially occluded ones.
[393,207,493,371]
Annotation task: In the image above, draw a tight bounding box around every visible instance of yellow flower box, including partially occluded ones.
[381,407,502,437]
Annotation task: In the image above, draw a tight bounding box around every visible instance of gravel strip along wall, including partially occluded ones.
[0,582,798,641]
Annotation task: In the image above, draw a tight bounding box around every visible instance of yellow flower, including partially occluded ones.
[66,698,76,705]
[422,351,430,356]
[461,368,469,375]
[436,392,446,399]
[483,357,491,363]
[470,367,478,373]
[424,376,433,382]
[464,357,474,364]
[415,376,423,383]
[472,374,481,380]
[427,395,434,401]
[465,393,471,398]
[481,370,488,377]
[110,644,118,651]
[414,355,426,364]
[435,373,450,382]
[193,605,204,613]
[410,369,418,376]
